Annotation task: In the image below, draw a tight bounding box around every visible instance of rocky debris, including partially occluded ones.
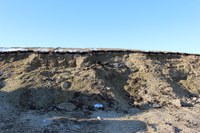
[196,98,200,103]
[0,72,11,80]
[56,102,76,111]
[171,99,182,107]
[60,81,70,90]
[152,103,162,108]
[192,97,197,101]
[106,87,111,91]
[113,63,123,68]
[55,77,62,84]
[0,50,200,132]
[187,97,200,105]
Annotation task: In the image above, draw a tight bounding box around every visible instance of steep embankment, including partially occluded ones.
[0,49,200,132]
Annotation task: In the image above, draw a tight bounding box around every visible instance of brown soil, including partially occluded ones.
[0,49,200,132]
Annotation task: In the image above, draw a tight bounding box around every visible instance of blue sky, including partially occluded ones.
[0,0,200,53]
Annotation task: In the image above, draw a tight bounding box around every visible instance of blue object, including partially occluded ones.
[94,103,103,108]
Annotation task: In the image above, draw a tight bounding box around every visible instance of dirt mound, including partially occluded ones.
[0,50,200,132]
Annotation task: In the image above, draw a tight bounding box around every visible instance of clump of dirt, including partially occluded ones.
[0,49,200,132]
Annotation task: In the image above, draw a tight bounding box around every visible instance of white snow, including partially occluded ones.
[0,48,28,52]
[0,48,100,53]
[33,48,50,52]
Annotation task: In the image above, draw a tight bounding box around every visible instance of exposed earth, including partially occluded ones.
[0,48,200,133]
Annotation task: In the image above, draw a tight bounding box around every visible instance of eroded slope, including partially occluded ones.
[0,51,200,132]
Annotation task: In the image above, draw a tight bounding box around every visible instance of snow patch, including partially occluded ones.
[0,48,28,52]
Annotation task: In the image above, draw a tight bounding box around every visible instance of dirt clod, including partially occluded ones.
[60,81,70,90]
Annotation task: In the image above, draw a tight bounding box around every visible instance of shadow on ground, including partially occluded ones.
[0,86,147,133]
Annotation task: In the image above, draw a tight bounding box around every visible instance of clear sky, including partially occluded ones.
[0,0,200,53]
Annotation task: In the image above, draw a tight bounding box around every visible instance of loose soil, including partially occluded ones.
[0,49,200,132]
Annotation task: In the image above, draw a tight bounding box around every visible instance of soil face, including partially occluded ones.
[0,49,200,132]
